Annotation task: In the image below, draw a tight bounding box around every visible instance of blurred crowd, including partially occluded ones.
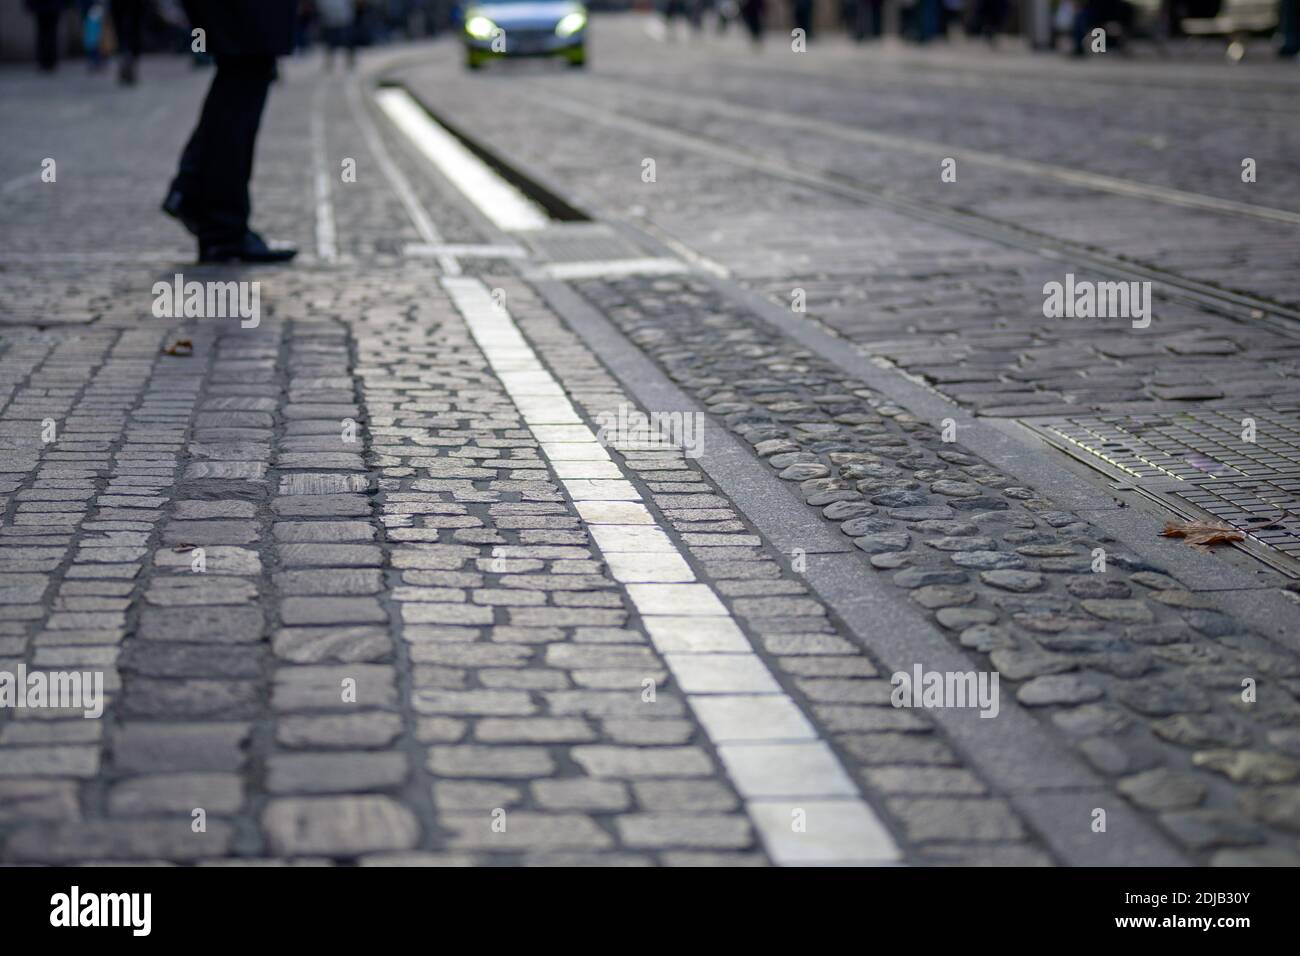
[18,0,1300,73]
[19,0,451,78]
[663,0,1299,56]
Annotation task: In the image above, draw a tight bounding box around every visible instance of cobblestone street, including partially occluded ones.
[2,14,1300,871]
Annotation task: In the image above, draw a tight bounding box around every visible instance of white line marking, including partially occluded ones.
[345,78,460,275]
[442,274,900,866]
[311,88,339,264]
[525,257,691,280]
[404,242,528,258]
[375,87,550,233]
[639,226,730,279]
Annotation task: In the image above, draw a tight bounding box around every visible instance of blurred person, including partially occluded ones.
[716,0,739,32]
[969,0,1005,42]
[850,0,883,39]
[354,0,376,45]
[740,0,764,42]
[295,1,318,53]
[1051,0,1075,46]
[111,0,145,85]
[663,0,688,35]
[319,0,358,68]
[161,0,298,263]
[1280,0,1299,56]
[1070,0,1089,53]
[791,0,813,37]
[664,0,706,35]
[380,0,408,39]
[80,0,105,70]
[942,0,962,34]
[25,0,69,71]
[358,0,390,43]
[911,0,943,40]
[690,0,708,31]
[1071,0,1134,53]
[1154,0,1176,40]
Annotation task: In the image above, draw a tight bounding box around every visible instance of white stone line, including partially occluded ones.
[442,275,900,866]
[638,225,731,279]
[311,87,339,264]
[404,242,528,259]
[524,258,691,281]
[345,78,460,276]
[375,87,550,234]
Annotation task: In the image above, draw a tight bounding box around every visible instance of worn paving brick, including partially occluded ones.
[16,39,1295,868]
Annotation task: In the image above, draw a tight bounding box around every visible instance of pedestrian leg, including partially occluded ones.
[179,55,276,249]
[111,0,144,84]
[35,11,60,70]
[1279,0,1300,56]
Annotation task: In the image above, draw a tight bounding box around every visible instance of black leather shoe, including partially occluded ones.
[161,189,203,237]
[199,231,298,264]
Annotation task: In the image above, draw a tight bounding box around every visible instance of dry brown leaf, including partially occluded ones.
[1159,520,1244,550]
[1159,514,1282,551]
[162,339,193,357]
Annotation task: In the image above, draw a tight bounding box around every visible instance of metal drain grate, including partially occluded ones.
[1023,405,1300,576]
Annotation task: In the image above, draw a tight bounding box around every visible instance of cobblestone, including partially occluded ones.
[574,273,1300,861]
[6,31,1299,868]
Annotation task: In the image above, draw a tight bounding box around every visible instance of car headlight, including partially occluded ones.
[555,11,586,36]
[465,15,497,40]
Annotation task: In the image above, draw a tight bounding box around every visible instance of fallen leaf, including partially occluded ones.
[162,339,193,356]
[1159,514,1283,551]
[1159,520,1244,550]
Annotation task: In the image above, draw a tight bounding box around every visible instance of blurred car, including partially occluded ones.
[1161,0,1280,44]
[461,1,588,69]
[1050,0,1278,43]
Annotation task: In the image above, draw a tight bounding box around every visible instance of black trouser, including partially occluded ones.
[853,0,882,38]
[792,0,813,35]
[170,55,275,247]
[1281,0,1300,54]
[111,0,144,57]
[35,11,61,69]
